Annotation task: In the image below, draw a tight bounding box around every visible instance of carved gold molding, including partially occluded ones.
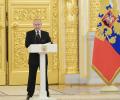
[13,7,49,23]
[50,0,58,70]
[13,30,28,70]
[89,0,101,32]
[65,0,79,74]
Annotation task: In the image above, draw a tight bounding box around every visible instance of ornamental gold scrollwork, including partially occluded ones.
[13,30,28,69]
[89,0,101,31]
[50,0,58,70]
[65,0,79,74]
[13,8,49,23]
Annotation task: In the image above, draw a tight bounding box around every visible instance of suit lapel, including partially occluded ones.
[32,30,36,39]
[41,30,43,38]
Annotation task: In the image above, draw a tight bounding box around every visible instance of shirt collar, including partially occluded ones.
[35,30,40,32]
[35,30,41,35]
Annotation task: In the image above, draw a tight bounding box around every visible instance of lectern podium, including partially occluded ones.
[28,43,57,100]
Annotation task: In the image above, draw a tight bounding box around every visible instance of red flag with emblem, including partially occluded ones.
[92,4,120,84]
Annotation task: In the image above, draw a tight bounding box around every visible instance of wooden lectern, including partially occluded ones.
[28,43,57,100]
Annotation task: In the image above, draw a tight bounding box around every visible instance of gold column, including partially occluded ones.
[64,0,79,74]
[59,0,66,84]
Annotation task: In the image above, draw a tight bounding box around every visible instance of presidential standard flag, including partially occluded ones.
[92,4,120,84]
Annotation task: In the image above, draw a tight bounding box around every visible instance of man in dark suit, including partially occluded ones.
[25,19,52,100]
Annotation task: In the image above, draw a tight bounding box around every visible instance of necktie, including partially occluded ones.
[36,31,41,43]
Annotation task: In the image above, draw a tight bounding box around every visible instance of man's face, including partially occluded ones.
[33,20,42,30]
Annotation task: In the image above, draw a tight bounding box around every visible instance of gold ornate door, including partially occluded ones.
[8,0,59,85]
[0,0,6,85]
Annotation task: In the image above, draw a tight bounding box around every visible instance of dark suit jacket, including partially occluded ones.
[25,29,52,66]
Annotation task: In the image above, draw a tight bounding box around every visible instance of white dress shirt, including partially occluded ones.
[35,30,41,38]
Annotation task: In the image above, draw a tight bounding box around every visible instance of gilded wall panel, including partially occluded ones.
[9,0,59,84]
[13,29,28,70]
[65,0,79,73]
[10,1,58,71]
[12,6,49,24]
[49,0,58,70]
[89,0,100,31]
